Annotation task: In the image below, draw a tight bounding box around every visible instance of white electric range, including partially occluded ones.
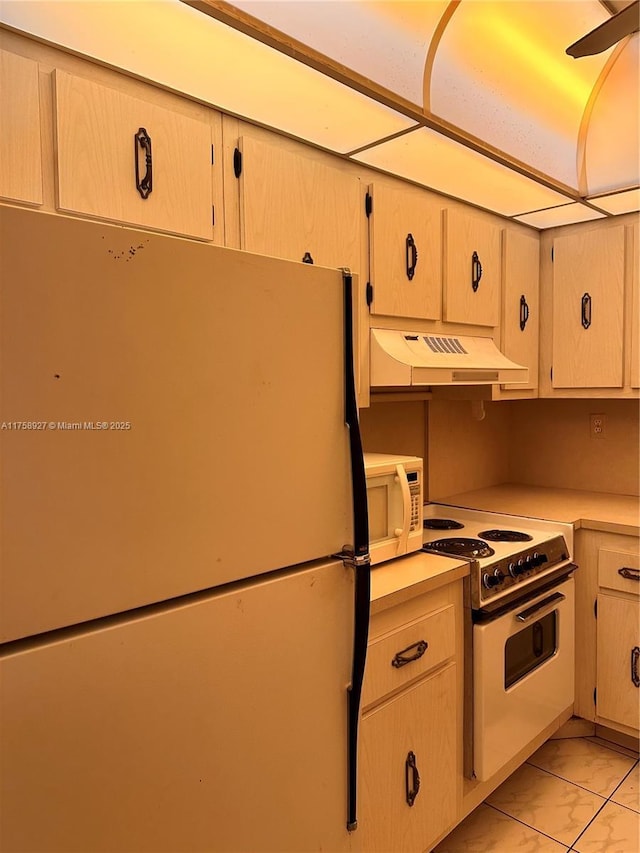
[421,502,577,781]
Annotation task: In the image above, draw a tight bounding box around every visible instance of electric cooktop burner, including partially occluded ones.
[422,537,495,559]
[423,518,465,530]
[477,529,534,542]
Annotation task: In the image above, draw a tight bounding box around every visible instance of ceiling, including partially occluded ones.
[1,0,638,228]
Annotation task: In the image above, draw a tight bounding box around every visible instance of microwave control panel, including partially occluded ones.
[407,471,422,531]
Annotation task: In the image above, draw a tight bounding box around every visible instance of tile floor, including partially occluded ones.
[433,736,640,852]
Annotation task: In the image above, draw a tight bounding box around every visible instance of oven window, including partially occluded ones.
[504,612,557,689]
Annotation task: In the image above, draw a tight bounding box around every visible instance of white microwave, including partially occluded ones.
[364,453,424,565]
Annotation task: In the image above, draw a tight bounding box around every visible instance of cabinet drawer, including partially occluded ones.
[598,547,640,596]
[363,604,455,708]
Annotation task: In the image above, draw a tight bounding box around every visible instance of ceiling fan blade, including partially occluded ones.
[566,0,639,57]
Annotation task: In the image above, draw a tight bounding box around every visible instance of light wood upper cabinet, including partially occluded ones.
[0,50,43,206]
[551,226,625,389]
[630,220,639,389]
[501,229,540,391]
[237,135,361,272]
[53,70,214,240]
[443,209,501,326]
[367,182,442,321]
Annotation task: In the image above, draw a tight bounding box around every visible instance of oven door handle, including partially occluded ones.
[515,591,565,623]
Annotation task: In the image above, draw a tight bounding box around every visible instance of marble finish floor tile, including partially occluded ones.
[527,737,637,797]
[610,762,640,813]
[571,801,640,853]
[485,763,606,847]
[584,736,640,761]
[432,804,568,853]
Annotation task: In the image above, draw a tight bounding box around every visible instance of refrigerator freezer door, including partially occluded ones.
[0,561,354,853]
[0,207,353,642]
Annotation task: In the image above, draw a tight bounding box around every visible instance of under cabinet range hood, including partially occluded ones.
[370,329,528,387]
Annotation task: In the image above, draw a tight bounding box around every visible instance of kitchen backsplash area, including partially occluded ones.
[362,397,640,502]
[359,400,427,463]
[506,398,640,497]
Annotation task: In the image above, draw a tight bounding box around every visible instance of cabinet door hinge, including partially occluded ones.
[233,147,242,178]
[366,282,373,307]
[365,192,372,218]
[211,144,215,165]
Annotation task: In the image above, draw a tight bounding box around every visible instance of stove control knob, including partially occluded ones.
[524,555,533,566]
[483,572,501,589]
[509,561,526,578]
[493,568,505,582]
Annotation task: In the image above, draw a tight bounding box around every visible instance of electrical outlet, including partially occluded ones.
[590,414,606,439]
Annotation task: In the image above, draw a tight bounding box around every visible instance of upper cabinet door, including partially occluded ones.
[367,183,442,321]
[552,226,625,389]
[501,230,540,391]
[53,70,214,241]
[0,50,43,206]
[630,221,639,389]
[237,135,361,273]
[443,209,501,326]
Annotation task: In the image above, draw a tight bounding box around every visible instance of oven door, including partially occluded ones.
[472,576,575,781]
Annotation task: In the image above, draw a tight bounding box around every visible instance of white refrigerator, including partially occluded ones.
[0,206,370,852]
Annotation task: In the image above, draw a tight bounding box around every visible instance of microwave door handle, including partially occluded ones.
[394,464,411,555]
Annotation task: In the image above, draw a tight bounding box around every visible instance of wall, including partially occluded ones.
[359,400,427,462]
[363,397,640,502]
[427,399,511,501]
[507,399,640,496]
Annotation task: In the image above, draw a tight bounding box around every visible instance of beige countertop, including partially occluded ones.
[434,484,640,536]
[370,551,469,614]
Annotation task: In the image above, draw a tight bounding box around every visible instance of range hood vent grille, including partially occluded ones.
[423,335,468,354]
[371,329,528,387]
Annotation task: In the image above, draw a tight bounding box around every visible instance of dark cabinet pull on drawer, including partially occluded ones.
[405,750,421,807]
[618,567,640,581]
[632,647,640,688]
[392,639,428,668]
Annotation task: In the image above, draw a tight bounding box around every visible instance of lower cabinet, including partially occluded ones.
[596,548,640,734]
[358,663,457,853]
[357,582,461,852]
[574,530,640,736]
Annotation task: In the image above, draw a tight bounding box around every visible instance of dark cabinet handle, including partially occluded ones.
[472,251,482,292]
[519,294,530,331]
[618,567,640,581]
[406,233,418,280]
[392,639,428,669]
[302,251,314,264]
[581,292,592,329]
[134,127,153,199]
[405,751,421,807]
[632,647,640,688]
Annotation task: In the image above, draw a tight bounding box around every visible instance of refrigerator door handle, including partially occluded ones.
[341,269,371,833]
